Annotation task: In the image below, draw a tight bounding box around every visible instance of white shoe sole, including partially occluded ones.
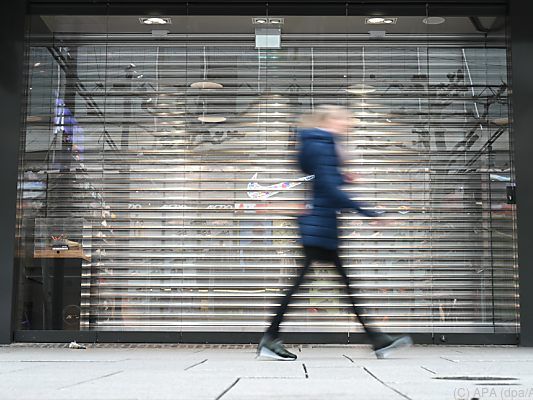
[375,336,413,359]
[256,346,296,361]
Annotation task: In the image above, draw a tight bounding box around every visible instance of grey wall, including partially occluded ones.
[0,0,26,344]
[510,0,533,347]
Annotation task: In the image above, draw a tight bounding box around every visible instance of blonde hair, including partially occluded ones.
[299,105,357,164]
[299,105,352,129]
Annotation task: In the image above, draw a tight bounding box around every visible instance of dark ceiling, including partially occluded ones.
[28,1,507,18]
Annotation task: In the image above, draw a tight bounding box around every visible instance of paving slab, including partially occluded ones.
[225,376,405,400]
[0,344,532,400]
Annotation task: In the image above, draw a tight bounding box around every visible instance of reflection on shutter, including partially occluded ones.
[20,33,518,334]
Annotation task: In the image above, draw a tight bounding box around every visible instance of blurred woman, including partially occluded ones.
[257,105,412,360]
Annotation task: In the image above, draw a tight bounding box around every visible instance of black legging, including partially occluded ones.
[265,245,388,347]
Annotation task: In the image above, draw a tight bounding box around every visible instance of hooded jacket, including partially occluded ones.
[297,128,377,250]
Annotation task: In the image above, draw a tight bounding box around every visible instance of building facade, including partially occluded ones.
[1,0,533,345]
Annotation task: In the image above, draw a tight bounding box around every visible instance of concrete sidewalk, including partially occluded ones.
[1,343,532,400]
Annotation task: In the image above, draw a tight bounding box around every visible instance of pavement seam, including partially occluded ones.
[215,377,241,400]
[57,370,124,390]
[343,354,355,363]
[362,366,413,400]
[302,363,309,378]
[241,376,304,380]
[184,358,208,371]
[440,356,458,363]
[420,366,437,374]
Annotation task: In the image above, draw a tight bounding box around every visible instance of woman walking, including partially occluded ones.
[257,106,412,360]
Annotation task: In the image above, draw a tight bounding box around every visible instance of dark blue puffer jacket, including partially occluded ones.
[297,128,377,250]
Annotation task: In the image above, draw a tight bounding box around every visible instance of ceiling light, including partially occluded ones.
[152,111,185,116]
[346,84,376,95]
[423,17,446,25]
[190,81,223,89]
[33,62,41,67]
[269,18,284,25]
[160,120,184,126]
[366,17,397,25]
[253,17,284,25]
[198,115,227,123]
[139,17,172,25]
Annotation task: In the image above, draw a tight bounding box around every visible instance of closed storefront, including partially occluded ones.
[10,2,521,343]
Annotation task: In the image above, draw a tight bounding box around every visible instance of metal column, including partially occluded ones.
[510,0,533,347]
[0,0,27,344]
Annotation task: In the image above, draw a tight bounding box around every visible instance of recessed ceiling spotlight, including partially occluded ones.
[139,17,172,25]
[366,17,397,25]
[423,17,446,25]
[269,18,284,25]
[253,17,284,25]
[253,17,268,24]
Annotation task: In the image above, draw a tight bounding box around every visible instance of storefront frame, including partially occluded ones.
[3,0,532,346]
